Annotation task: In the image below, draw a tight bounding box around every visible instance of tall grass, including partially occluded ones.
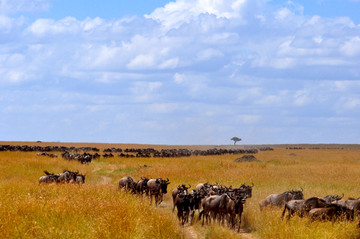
[0,151,181,238]
[1,145,360,238]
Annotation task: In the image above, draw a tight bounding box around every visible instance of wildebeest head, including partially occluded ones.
[290,188,304,200]
[238,183,254,199]
[234,195,247,214]
[321,194,344,203]
[76,174,86,184]
[159,178,170,194]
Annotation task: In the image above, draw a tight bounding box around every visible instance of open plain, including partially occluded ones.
[1,141,360,239]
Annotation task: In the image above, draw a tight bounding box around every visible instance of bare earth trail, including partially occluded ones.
[157,200,257,239]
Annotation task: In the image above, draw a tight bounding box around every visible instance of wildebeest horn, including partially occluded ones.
[300,187,304,192]
[188,184,191,189]
[251,182,254,187]
[166,178,169,182]
[339,193,344,200]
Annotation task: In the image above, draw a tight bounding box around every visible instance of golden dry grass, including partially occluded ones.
[1,143,360,239]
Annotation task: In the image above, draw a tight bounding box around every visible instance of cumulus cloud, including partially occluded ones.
[146,0,249,29]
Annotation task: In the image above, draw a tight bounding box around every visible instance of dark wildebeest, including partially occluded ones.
[282,194,343,220]
[259,189,304,210]
[308,204,354,222]
[172,184,191,212]
[39,171,59,184]
[118,176,135,191]
[225,194,247,232]
[174,190,192,225]
[147,178,170,206]
[135,177,149,195]
[234,183,254,199]
[189,189,207,223]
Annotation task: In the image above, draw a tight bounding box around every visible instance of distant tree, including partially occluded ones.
[231,137,242,145]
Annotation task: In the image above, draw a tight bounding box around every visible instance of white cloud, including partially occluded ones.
[1,0,360,144]
[146,0,249,29]
[0,14,12,31]
[28,17,80,36]
[147,103,179,114]
[236,114,261,124]
[159,57,179,69]
[174,73,185,84]
[341,37,360,57]
[127,54,156,69]
[0,0,49,14]
[197,48,224,60]
[294,90,311,106]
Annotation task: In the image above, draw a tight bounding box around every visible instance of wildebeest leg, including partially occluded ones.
[149,194,153,205]
[288,209,295,220]
[199,210,205,225]
[155,194,160,207]
[159,193,164,204]
[229,214,234,229]
[186,211,190,224]
[177,208,183,224]
[190,210,195,224]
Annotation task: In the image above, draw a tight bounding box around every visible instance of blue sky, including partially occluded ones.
[0,0,360,145]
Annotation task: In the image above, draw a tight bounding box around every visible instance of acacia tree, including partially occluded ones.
[231,137,242,145]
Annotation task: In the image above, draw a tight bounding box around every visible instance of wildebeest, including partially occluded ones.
[188,189,206,223]
[259,189,304,210]
[118,176,135,191]
[174,190,192,225]
[199,193,232,225]
[75,174,86,184]
[236,183,254,199]
[39,171,59,184]
[39,170,84,184]
[195,183,210,192]
[225,194,246,232]
[58,170,78,183]
[172,184,191,212]
[282,199,307,219]
[147,178,170,206]
[333,198,360,216]
[308,204,354,222]
[282,194,345,220]
[135,177,149,195]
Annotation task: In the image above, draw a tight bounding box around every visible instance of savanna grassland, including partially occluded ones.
[1,141,360,239]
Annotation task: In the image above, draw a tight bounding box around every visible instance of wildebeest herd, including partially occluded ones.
[38,170,85,184]
[118,176,253,231]
[260,189,360,224]
[118,177,360,231]
[1,144,266,164]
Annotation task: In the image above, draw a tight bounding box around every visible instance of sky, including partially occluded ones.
[0,0,359,145]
